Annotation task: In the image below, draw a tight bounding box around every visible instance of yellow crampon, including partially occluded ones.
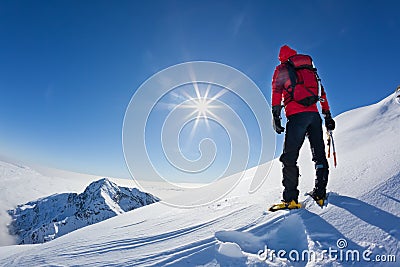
[269,200,302,212]
[316,199,325,207]
[306,192,327,207]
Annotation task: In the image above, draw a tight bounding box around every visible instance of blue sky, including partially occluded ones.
[1,0,399,178]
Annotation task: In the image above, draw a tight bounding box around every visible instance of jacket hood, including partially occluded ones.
[279,45,297,62]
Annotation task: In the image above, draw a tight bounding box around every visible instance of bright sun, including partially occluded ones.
[196,99,209,114]
[179,83,227,137]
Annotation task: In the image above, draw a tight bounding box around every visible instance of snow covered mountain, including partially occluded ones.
[0,93,398,266]
[7,178,159,244]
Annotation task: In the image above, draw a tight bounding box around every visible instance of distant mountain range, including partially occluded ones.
[8,178,159,244]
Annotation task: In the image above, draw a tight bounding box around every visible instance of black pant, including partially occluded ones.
[280,112,329,202]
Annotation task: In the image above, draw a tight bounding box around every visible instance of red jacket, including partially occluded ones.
[272,45,330,117]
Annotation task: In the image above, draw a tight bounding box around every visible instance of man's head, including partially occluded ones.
[279,45,297,63]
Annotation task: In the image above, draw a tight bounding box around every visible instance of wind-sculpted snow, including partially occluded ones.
[7,178,159,244]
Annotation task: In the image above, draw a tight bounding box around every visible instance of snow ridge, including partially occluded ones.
[7,178,159,244]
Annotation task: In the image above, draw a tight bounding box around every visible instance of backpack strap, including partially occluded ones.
[283,61,297,105]
[286,60,298,91]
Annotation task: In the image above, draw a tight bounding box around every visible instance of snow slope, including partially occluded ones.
[0,159,170,246]
[0,93,399,266]
[0,159,121,246]
[0,160,97,246]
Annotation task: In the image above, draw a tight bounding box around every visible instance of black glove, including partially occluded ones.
[323,110,335,131]
[272,105,285,134]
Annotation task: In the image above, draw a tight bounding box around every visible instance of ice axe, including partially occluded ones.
[326,130,337,168]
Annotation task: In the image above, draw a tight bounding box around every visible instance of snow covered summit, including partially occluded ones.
[7,178,159,244]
